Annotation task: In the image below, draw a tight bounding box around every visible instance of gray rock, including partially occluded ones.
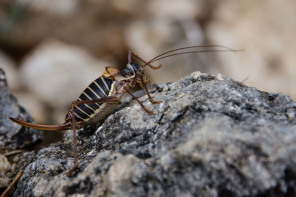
[0,68,42,151]
[0,68,42,191]
[0,52,20,91]
[12,71,296,196]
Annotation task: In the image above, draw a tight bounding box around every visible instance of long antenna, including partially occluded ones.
[141,45,241,69]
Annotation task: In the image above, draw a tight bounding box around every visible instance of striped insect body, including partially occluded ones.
[65,76,117,127]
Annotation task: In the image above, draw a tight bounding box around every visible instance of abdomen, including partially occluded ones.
[65,77,117,126]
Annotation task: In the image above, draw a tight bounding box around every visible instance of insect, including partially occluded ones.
[10,45,237,175]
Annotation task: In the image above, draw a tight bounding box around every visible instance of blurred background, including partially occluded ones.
[1,0,295,134]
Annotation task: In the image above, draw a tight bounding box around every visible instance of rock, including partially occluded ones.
[206,0,296,100]
[12,91,48,124]
[148,0,201,19]
[0,154,11,188]
[0,52,20,91]
[125,19,214,84]
[125,0,213,84]
[17,0,78,16]
[0,68,42,191]
[0,68,42,151]
[10,71,296,196]
[2,0,296,101]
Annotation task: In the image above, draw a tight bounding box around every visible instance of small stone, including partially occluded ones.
[0,154,10,174]
[191,71,209,80]
[216,73,225,81]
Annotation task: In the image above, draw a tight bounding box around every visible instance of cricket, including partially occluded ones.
[10,45,237,175]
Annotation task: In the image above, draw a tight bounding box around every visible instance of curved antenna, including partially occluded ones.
[141,45,241,69]
[149,49,239,63]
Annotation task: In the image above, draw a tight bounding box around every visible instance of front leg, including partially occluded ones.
[124,87,154,115]
[129,71,162,105]
[136,71,162,104]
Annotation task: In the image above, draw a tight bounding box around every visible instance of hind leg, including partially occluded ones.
[66,96,120,176]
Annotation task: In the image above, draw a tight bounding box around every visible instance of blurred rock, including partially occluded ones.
[0,52,19,91]
[17,0,78,16]
[0,68,42,150]
[0,154,11,188]
[206,0,296,100]
[12,71,296,196]
[0,0,130,61]
[125,18,216,84]
[20,40,111,121]
[1,0,296,101]
[13,92,47,124]
[109,0,146,15]
[148,0,200,19]
[125,0,225,84]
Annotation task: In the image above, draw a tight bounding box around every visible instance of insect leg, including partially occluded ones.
[66,103,78,176]
[124,87,154,115]
[66,96,121,176]
[136,71,162,104]
[128,51,132,64]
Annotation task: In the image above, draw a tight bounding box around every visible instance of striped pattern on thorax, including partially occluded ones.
[67,77,114,122]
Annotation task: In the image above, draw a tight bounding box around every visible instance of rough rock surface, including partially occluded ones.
[8,71,296,196]
[0,68,42,151]
[0,68,42,189]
